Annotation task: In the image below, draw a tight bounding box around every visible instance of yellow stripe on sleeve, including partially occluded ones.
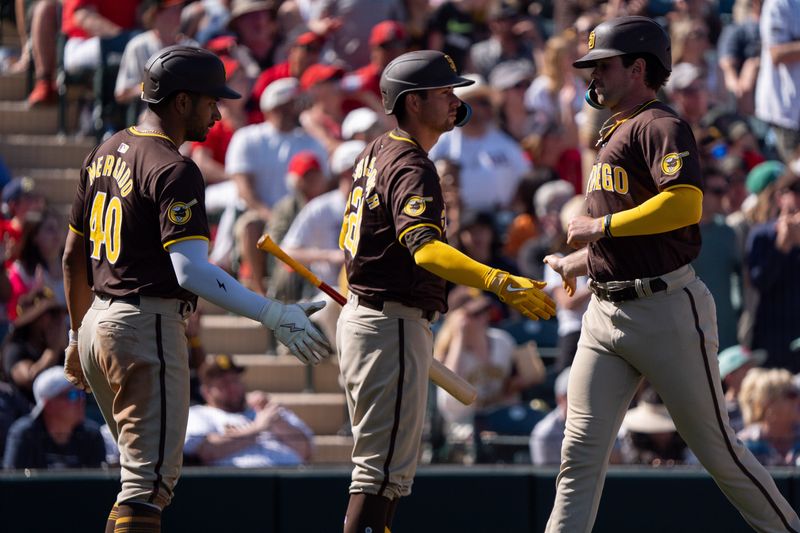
[163,235,210,251]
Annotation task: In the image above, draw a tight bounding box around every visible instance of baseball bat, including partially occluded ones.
[257,234,478,405]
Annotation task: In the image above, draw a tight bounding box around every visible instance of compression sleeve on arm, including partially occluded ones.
[607,185,702,237]
[413,239,497,289]
[168,239,269,321]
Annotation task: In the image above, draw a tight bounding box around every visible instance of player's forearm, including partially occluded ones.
[270,420,313,461]
[233,173,270,216]
[63,229,93,332]
[74,8,122,37]
[413,239,495,290]
[195,432,259,463]
[606,186,702,237]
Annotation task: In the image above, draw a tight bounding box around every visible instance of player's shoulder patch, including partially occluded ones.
[660,151,690,176]
[403,196,432,217]
[168,199,198,225]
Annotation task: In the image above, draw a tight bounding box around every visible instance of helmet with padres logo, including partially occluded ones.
[379,50,474,127]
[573,16,671,72]
[141,45,241,104]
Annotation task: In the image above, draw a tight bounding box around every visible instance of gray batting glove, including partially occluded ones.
[259,300,332,365]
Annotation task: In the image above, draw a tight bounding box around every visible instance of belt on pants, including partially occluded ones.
[589,277,668,303]
[356,295,438,322]
[98,293,194,316]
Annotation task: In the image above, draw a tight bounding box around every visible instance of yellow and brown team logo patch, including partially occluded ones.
[168,199,198,225]
[403,196,431,217]
[588,31,596,49]
[444,54,457,73]
[660,151,690,176]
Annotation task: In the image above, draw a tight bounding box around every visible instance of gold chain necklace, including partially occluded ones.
[595,98,658,148]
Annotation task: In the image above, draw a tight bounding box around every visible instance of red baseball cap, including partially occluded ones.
[294,31,324,48]
[288,151,322,177]
[300,63,345,91]
[369,20,406,47]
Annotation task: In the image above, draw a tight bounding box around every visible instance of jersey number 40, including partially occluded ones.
[89,191,123,264]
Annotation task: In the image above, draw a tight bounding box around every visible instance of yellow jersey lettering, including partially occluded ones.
[101,154,115,177]
[613,166,629,194]
[601,163,613,191]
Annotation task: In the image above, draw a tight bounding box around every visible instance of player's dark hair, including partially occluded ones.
[393,90,428,124]
[621,54,671,91]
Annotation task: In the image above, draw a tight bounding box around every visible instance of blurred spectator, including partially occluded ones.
[738,367,800,466]
[6,209,66,321]
[619,388,690,466]
[434,158,463,243]
[25,0,60,106]
[1,177,46,265]
[299,63,347,153]
[469,1,538,81]
[403,0,433,50]
[524,33,583,150]
[430,74,531,212]
[529,366,570,465]
[225,77,327,292]
[427,0,488,71]
[670,18,723,98]
[665,63,710,139]
[341,107,384,143]
[114,0,198,105]
[1,288,67,402]
[456,210,517,282]
[502,170,554,260]
[434,287,545,462]
[692,168,742,350]
[61,0,140,75]
[343,20,408,101]
[521,121,583,194]
[719,345,767,432]
[718,0,763,115]
[264,150,328,299]
[227,0,281,71]
[0,381,29,460]
[251,31,324,120]
[184,354,313,467]
[746,170,800,371]
[542,195,590,371]
[278,140,365,341]
[489,59,536,141]
[755,0,800,163]
[3,366,104,469]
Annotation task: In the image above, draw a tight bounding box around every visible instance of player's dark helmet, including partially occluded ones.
[573,16,671,72]
[380,50,474,126]
[141,45,241,104]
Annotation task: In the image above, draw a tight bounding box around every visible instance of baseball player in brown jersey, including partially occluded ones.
[61,46,331,533]
[336,50,556,533]
[543,17,800,532]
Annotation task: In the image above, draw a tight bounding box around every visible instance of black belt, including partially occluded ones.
[357,295,438,321]
[99,294,193,315]
[589,277,668,303]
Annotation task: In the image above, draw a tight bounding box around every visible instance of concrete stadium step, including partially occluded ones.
[310,435,353,464]
[16,167,80,205]
[0,134,94,169]
[200,314,270,354]
[233,354,341,394]
[0,72,27,101]
[0,101,60,134]
[268,393,346,435]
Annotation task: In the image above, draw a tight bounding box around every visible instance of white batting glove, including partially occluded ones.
[259,300,332,365]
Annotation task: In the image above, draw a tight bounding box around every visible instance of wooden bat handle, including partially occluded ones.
[256,234,478,405]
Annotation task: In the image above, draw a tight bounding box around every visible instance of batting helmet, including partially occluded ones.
[573,16,671,72]
[141,45,241,104]
[380,50,474,126]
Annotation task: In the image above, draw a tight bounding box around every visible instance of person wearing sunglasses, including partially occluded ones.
[3,366,105,470]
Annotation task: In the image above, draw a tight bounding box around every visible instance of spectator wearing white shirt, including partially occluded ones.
[529,366,570,465]
[429,74,531,212]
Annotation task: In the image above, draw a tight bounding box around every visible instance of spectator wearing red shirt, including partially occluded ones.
[1,178,46,267]
[227,0,281,71]
[342,20,408,100]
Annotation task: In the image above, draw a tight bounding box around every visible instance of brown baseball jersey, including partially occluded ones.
[585,100,702,282]
[340,129,448,313]
[68,127,210,304]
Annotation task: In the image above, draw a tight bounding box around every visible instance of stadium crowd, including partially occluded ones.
[0,0,798,469]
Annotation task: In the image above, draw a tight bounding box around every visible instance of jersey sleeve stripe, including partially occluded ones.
[162,235,210,251]
[388,132,419,147]
[398,223,442,246]
[663,184,703,195]
[68,224,84,237]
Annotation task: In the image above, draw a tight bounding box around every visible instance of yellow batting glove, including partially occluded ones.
[486,270,556,321]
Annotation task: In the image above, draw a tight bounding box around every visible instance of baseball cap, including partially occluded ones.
[229,0,275,25]
[746,160,785,194]
[13,287,65,329]
[342,107,380,140]
[666,62,704,93]
[300,63,345,91]
[199,354,244,383]
[623,399,676,434]
[488,60,534,91]
[718,345,766,380]
[369,20,407,47]
[260,77,299,112]
[330,140,366,176]
[294,31,324,48]
[534,179,575,219]
[31,366,75,418]
[2,176,35,204]
[288,151,322,177]
[454,73,493,101]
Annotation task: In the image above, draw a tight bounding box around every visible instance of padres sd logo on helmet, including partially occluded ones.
[168,199,198,225]
[660,151,689,175]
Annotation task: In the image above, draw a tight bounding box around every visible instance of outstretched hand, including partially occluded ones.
[487,270,556,321]
[261,300,332,365]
